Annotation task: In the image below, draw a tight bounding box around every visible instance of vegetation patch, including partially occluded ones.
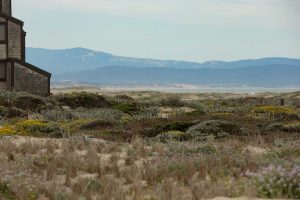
[0,126,16,135]
[53,92,109,109]
[14,120,64,137]
[187,120,241,140]
[253,106,298,120]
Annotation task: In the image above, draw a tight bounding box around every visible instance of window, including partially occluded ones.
[0,62,6,81]
[0,23,5,42]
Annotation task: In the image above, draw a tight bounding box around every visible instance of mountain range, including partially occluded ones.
[26,47,300,87]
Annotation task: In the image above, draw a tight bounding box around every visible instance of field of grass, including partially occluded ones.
[0,90,300,200]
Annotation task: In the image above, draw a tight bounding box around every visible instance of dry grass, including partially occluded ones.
[0,133,299,199]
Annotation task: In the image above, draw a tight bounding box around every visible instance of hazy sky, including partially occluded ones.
[14,0,300,62]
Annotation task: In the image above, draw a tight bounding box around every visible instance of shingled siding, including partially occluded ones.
[8,21,21,60]
[1,0,11,15]
[0,44,6,59]
[0,62,12,91]
[13,62,49,95]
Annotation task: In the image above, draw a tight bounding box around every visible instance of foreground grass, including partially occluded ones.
[0,133,299,200]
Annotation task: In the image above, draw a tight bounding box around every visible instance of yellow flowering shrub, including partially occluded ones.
[252,106,297,120]
[14,120,48,135]
[0,126,16,135]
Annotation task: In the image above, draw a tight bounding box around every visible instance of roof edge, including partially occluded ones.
[0,13,24,26]
[7,58,51,78]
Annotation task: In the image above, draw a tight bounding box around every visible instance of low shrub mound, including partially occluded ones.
[53,92,109,109]
[14,120,64,138]
[186,120,241,140]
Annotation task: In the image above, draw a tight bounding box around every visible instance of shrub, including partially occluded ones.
[282,122,300,132]
[185,110,206,117]
[113,103,139,114]
[53,92,109,109]
[0,126,16,135]
[253,106,298,120]
[73,108,123,121]
[115,95,134,101]
[80,119,115,130]
[247,164,300,198]
[14,120,64,138]
[32,108,74,122]
[266,123,284,132]
[0,106,8,117]
[14,93,46,111]
[161,96,185,107]
[142,121,197,138]
[156,131,190,142]
[186,120,240,140]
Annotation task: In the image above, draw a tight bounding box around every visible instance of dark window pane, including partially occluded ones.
[0,24,5,41]
[0,63,6,79]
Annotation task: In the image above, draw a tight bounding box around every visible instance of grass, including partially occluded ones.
[0,90,299,199]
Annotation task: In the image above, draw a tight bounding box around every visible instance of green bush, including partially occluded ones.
[53,92,109,109]
[80,119,115,130]
[142,121,197,138]
[113,103,139,114]
[185,110,206,117]
[186,120,241,140]
[0,92,46,111]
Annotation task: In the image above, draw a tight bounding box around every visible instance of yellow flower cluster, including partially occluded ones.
[14,120,48,135]
[253,106,296,115]
[0,126,16,135]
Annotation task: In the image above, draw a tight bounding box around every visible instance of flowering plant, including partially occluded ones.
[246,164,300,198]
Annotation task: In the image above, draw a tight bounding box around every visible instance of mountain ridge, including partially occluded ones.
[26,47,300,74]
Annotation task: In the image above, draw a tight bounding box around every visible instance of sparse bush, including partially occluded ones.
[247,164,300,198]
[187,120,240,140]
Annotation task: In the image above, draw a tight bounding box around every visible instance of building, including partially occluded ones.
[0,0,51,95]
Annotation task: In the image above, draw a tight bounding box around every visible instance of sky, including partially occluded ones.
[13,0,300,62]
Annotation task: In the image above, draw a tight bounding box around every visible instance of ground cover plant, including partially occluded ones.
[0,90,300,199]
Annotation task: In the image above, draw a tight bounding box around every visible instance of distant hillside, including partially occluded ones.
[55,64,300,87]
[26,47,300,87]
[26,47,300,74]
